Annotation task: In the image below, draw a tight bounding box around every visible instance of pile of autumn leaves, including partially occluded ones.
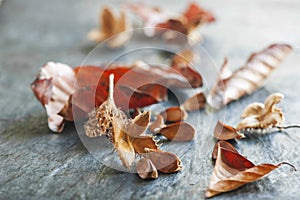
[30,2,296,199]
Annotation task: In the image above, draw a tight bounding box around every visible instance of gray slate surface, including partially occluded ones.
[1,0,300,199]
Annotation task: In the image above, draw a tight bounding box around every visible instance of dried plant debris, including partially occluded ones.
[214,120,245,141]
[150,114,195,142]
[208,44,292,109]
[182,92,206,111]
[211,141,238,160]
[31,62,75,132]
[145,148,182,173]
[84,74,158,168]
[88,7,132,48]
[236,93,284,131]
[136,157,158,179]
[128,2,215,44]
[206,141,296,198]
[160,106,188,122]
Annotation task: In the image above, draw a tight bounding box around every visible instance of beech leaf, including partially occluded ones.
[214,120,245,141]
[136,157,158,179]
[88,7,132,48]
[128,2,215,43]
[206,141,296,198]
[208,44,292,109]
[236,93,285,130]
[31,62,75,132]
[146,149,182,173]
[212,141,238,160]
[160,106,188,122]
[181,92,206,111]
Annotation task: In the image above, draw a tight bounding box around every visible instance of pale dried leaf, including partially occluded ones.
[149,114,165,133]
[181,92,206,111]
[237,93,284,130]
[31,62,75,132]
[136,157,158,179]
[160,122,195,141]
[208,44,292,108]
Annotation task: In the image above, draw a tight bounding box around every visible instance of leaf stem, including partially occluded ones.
[108,73,114,102]
[275,125,300,130]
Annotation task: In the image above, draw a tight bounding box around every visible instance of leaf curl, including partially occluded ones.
[206,141,296,198]
[208,44,292,109]
[214,120,245,141]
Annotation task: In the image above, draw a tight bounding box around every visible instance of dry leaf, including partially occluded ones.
[160,122,195,142]
[88,7,132,48]
[149,114,195,142]
[136,157,158,179]
[160,106,188,122]
[212,141,238,160]
[208,44,292,109]
[182,92,206,111]
[128,2,215,43]
[206,141,296,198]
[146,148,182,173]
[149,114,165,133]
[31,62,75,132]
[131,136,158,154]
[214,120,245,140]
[236,93,285,130]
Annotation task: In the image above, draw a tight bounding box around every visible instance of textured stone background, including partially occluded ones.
[1,0,300,199]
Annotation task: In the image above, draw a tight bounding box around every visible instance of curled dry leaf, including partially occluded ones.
[88,7,132,48]
[236,93,285,130]
[214,120,245,141]
[31,62,75,132]
[206,141,296,198]
[208,44,292,109]
[145,148,182,173]
[84,74,158,168]
[181,92,206,111]
[149,114,165,133]
[128,2,215,43]
[160,106,188,122]
[136,157,158,179]
[212,141,238,160]
[160,122,195,142]
[149,114,195,142]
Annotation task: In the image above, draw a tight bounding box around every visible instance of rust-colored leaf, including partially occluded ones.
[160,106,188,122]
[182,92,206,111]
[236,93,285,130]
[128,2,215,43]
[31,62,75,132]
[88,7,132,48]
[136,157,158,179]
[214,120,245,141]
[146,149,182,173]
[205,142,296,198]
[212,141,238,160]
[208,44,292,109]
[160,122,195,142]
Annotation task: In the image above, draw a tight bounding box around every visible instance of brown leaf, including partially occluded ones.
[149,114,165,133]
[88,7,132,48]
[214,120,245,141]
[136,157,158,179]
[205,142,296,198]
[236,93,285,130]
[146,149,182,173]
[160,122,195,142]
[212,141,238,160]
[160,106,188,122]
[208,44,292,109]
[125,111,151,137]
[131,136,158,154]
[181,92,206,111]
[31,62,75,132]
[128,2,215,43]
